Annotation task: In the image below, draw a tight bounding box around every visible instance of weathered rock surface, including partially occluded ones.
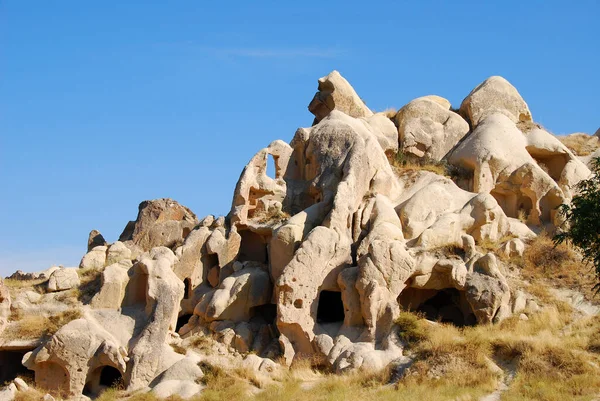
[396,96,469,160]
[460,76,532,128]
[1,70,590,400]
[119,198,199,251]
[308,70,373,123]
[47,268,81,292]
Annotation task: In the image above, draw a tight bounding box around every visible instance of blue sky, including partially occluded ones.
[0,1,598,276]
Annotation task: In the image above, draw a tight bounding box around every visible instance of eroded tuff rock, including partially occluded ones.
[460,75,532,128]
[396,96,469,160]
[448,113,590,227]
[1,71,590,399]
[119,198,199,252]
[308,70,372,123]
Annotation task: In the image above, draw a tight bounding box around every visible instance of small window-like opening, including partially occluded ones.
[250,304,277,324]
[317,290,345,324]
[99,366,122,388]
[239,230,268,263]
[183,278,192,299]
[266,154,276,179]
[176,314,193,333]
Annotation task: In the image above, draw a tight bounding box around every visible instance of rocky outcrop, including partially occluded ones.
[396,96,469,160]
[459,76,532,128]
[47,268,80,292]
[308,70,372,123]
[119,198,199,251]
[1,71,589,399]
[448,113,590,227]
[87,230,107,252]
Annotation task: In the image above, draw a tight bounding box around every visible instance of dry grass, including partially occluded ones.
[13,388,46,401]
[390,150,449,177]
[379,108,398,120]
[4,309,82,339]
[516,120,544,133]
[77,268,103,303]
[516,234,597,301]
[559,133,600,156]
[251,209,291,226]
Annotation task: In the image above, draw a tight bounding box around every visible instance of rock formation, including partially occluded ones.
[0,71,592,400]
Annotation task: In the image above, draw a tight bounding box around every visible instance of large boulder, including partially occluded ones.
[47,268,81,292]
[395,96,469,160]
[308,70,373,123]
[459,76,532,128]
[79,246,107,270]
[119,198,199,251]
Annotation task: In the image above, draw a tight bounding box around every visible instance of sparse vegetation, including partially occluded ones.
[4,309,82,339]
[515,233,597,300]
[390,150,449,177]
[559,133,600,156]
[555,157,600,292]
[251,208,291,225]
[516,120,544,133]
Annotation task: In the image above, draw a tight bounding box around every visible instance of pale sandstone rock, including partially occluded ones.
[12,378,28,392]
[459,76,532,127]
[119,198,198,251]
[396,96,469,160]
[106,241,132,265]
[47,268,81,292]
[500,238,525,258]
[230,140,292,226]
[195,266,272,322]
[90,260,132,309]
[448,113,589,227]
[308,70,373,123]
[152,380,202,399]
[79,246,107,270]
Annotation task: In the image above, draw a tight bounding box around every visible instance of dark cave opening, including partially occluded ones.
[84,365,123,398]
[238,230,268,263]
[316,290,345,324]
[176,314,193,333]
[183,278,191,299]
[99,366,122,388]
[399,287,476,327]
[0,350,32,384]
[250,303,277,325]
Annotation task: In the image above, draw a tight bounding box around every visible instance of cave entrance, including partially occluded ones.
[317,290,345,324]
[250,304,277,325]
[84,366,123,397]
[239,230,268,263]
[0,350,33,384]
[176,314,193,333]
[399,288,476,327]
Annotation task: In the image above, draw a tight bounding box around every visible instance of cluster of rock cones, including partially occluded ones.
[0,70,597,400]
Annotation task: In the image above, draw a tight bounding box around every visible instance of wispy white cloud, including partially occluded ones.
[0,246,83,277]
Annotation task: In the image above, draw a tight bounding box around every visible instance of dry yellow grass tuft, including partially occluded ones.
[558,133,600,156]
[4,309,82,339]
[390,150,449,177]
[516,234,597,300]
